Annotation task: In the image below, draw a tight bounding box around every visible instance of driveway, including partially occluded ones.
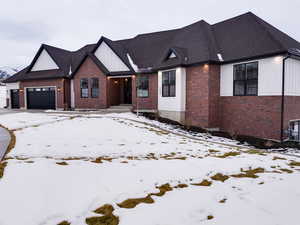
[0,127,10,161]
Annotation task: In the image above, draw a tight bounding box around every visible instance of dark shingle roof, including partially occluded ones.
[5,12,300,83]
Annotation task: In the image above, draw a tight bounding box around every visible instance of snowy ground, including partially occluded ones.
[0,85,6,108]
[0,112,300,225]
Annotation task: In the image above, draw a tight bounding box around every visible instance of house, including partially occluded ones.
[4,12,300,141]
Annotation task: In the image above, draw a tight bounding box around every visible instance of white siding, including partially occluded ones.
[158,67,186,112]
[220,64,234,96]
[0,86,6,108]
[94,42,130,72]
[31,49,59,71]
[285,58,300,96]
[70,79,75,108]
[220,56,283,96]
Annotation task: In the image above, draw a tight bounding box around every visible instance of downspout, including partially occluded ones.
[280,54,291,142]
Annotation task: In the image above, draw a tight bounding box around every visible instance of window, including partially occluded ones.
[162,70,176,97]
[80,78,89,98]
[233,62,258,96]
[137,76,149,97]
[91,78,99,98]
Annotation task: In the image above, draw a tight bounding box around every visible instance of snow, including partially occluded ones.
[0,86,6,108]
[0,66,18,76]
[0,112,299,225]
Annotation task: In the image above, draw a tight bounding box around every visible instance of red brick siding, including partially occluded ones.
[19,79,66,109]
[219,96,282,140]
[208,65,220,127]
[185,64,220,128]
[73,57,108,109]
[132,74,158,110]
[283,96,300,139]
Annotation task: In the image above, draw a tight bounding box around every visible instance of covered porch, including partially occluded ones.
[107,76,133,107]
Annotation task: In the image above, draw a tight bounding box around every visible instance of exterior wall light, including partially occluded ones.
[275,56,283,63]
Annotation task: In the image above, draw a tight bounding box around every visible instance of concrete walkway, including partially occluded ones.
[0,127,10,161]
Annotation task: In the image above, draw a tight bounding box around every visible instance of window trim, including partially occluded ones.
[80,78,89,98]
[90,78,99,98]
[233,61,258,96]
[136,75,149,98]
[162,70,176,97]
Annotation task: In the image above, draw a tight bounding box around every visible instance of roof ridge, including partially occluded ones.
[43,44,72,53]
[212,11,252,26]
[249,13,285,50]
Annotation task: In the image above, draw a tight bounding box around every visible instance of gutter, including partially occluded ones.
[280,54,291,142]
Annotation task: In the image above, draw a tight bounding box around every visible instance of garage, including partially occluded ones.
[26,87,56,109]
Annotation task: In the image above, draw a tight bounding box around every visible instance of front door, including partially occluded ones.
[123,77,132,104]
[10,89,19,109]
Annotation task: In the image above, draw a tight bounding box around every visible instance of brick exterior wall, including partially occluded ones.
[132,74,158,110]
[73,57,108,109]
[219,96,282,140]
[185,64,220,128]
[283,96,300,139]
[19,78,67,109]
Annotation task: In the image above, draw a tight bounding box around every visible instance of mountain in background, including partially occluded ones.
[0,66,18,80]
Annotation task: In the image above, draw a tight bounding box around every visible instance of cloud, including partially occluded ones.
[0,0,300,68]
[0,20,52,41]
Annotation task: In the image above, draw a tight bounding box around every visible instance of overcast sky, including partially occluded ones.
[1,0,300,69]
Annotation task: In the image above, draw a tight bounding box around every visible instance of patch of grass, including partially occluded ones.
[94,204,114,215]
[25,161,34,164]
[191,179,212,186]
[273,156,286,161]
[219,198,227,203]
[151,183,173,197]
[56,162,68,166]
[208,149,220,154]
[57,221,70,225]
[231,167,265,179]
[117,194,154,209]
[0,162,8,178]
[211,173,230,182]
[61,157,86,161]
[216,151,240,158]
[87,204,119,225]
[174,183,188,189]
[91,157,114,164]
[258,181,264,185]
[207,215,214,220]
[244,149,266,156]
[289,161,300,167]
[86,215,119,225]
[279,168,294,173]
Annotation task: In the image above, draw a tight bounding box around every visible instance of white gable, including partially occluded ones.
[94,41,130,72]
[168,52,177,59]
[31,49,59,71]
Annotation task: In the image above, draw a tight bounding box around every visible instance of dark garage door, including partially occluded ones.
[27,87,56,109]
[11,89,19,109]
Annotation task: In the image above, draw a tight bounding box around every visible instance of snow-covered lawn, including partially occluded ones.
[0,112,300,225]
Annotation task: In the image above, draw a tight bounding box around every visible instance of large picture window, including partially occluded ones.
[233,62,258,96]
[80,78,89,98]
[137,76,149,97]
[162,70,176,97]
[91,78,99,98]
